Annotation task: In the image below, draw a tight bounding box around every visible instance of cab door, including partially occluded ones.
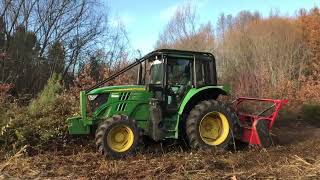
[164,56,193,114]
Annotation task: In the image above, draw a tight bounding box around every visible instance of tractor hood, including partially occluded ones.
[87,85,146,95]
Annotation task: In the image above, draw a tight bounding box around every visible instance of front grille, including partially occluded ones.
[115,92,131,112]
[116,103,127,111]
[119,92,131,101]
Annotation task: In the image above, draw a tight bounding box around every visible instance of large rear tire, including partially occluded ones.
[95,115,139,159]
[185,100,240,150]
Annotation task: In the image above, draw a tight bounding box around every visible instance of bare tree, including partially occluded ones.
[216,11,304,98]
[0,0,131,95]
[156,4,215,52]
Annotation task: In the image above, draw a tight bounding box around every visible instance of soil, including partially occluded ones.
[1,118,320,179]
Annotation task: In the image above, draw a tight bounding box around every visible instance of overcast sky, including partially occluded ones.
[106,0,317,55]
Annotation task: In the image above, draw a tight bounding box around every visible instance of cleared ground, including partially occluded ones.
[1,118,320,179]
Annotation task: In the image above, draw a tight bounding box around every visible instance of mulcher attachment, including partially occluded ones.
[233,97,288,147]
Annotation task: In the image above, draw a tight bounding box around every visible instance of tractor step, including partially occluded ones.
[67,116,90,134]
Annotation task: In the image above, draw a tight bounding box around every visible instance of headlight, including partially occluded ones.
[88,93,108,115]
[88,94,98,101]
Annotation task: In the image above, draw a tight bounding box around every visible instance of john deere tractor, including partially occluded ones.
[68,49,242,158]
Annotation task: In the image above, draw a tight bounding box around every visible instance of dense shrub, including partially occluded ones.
[0,74,77,154]
[301,103,320,127]
[0,83,13,139]
[0,104,10,136]
[28,74,63,115]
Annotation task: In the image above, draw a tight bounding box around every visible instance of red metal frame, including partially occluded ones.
[233,97,288,146]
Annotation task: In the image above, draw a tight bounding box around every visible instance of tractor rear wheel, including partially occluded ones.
[95,115,139,159]
[185,100,240,150]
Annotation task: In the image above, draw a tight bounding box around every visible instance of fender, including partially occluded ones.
[178,85,230,115]
[168,85,230,139]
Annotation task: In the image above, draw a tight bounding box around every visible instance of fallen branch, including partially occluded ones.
[294,155,312,166]
[0,145,27,172]
[223,171,245,178]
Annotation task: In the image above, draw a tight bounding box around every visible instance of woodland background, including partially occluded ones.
[0,1,319,156]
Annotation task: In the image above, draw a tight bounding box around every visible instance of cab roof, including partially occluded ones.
[142,49,215,60]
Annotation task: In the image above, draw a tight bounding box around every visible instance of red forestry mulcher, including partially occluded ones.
[233,97,288,147]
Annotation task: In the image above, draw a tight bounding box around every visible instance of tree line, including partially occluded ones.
[157,4,320,104]
[0,0,129,96]
[0,1,319,105]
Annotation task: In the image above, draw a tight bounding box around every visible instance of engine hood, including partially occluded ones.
[87,85,146,95]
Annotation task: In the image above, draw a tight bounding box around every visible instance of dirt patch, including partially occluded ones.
[1,119,320,179]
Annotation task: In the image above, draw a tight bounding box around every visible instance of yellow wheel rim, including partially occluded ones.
[107,125,134,152]
[199,112,230,146]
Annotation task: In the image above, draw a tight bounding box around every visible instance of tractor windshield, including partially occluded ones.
[150,60,163,84]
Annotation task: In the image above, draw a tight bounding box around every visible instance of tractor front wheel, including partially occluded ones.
[95,115,139,159]
[186,100,240,150]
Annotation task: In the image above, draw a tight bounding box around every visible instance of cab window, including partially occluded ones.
[149,59,163,84]
[167,58,192,85]
[196,59,214,86]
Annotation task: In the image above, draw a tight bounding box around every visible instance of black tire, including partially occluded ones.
[256,120,273,148]
[95,115,139,159]
[185,100,241,150]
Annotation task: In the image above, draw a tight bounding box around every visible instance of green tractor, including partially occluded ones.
[68,49,242,158]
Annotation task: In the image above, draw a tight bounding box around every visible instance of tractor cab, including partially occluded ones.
[140,50,218,115]
[114,49,221,142]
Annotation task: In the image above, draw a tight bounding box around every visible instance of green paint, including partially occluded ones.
[67,49,230,141]
[155,86,228,138]
[67,116,90,134]
[87,85,146,95]
[68,86,152,135]
[163,114,179,138]
[178,86,229,115]
[80,91,87,120]
[67,85,229,138]
[67,91,90,134]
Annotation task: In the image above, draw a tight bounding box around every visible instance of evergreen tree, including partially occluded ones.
[48,41,66,75]
[4,25,42,94]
